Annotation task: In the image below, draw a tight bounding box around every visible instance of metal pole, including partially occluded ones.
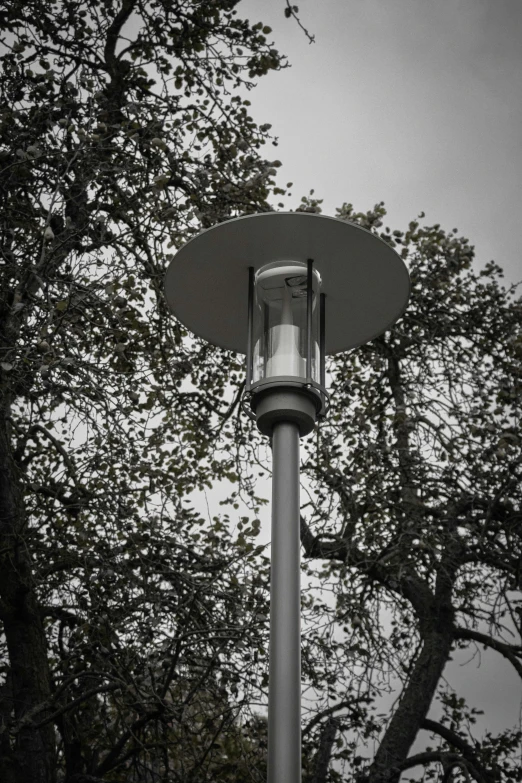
[268,420,301,783]
[319,293,326,389]
[306,259,313,381]
[320,293,326,412]
[246,267,254,391]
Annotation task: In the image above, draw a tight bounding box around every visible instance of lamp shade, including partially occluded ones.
[164,212,410,355]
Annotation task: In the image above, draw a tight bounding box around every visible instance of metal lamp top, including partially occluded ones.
[164,212,410,355]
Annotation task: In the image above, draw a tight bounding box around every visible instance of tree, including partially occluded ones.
[0,1,287,781]
[2,2,521,782]
[291,202,522,782]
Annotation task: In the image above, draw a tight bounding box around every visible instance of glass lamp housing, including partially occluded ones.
[252,261,321,384]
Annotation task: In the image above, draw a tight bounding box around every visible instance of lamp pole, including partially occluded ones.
[269,419,302,781]
[164,212,410,783]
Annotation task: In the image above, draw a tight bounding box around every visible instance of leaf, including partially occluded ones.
[150,137,167,151]
[1,362,13,372]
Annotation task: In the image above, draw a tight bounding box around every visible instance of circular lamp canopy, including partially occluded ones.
[164,212,410,355]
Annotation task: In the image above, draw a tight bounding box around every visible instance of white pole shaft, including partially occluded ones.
[268,420,301,783]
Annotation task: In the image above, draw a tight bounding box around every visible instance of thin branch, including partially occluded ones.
[32,683,122,730]
[453,627,522,678]
[299,513,434,620]
[95,706,166,775]
[421,718,495,783]
[25,423,80,485]
[302,698,369,737]
[284,0,315,43]
[397,750,462,773]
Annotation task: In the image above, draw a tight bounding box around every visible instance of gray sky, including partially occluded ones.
[235,0,522,756]
[241,0,522,286]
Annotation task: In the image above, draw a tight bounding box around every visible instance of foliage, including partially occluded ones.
[292,201,522,782]
[0,1,284,781]
[1,2,521,782]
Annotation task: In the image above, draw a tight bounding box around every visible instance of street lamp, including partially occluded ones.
[164,211,410,783]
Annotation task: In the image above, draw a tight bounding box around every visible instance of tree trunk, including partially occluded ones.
[311,717,340,783]
[0,407,56,782]
[366,611,454,783]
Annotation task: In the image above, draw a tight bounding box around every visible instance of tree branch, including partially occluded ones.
[311,716,340,783]
[95,706,165,776]
[397,750,463,773]
[104,0,137,72]
[302,698,369,737]
[453,627,522,678]
[32,683,122,730]
[25,423,80,486]
[421,718,496,783]
[39,606,81,626]
[299,514,433,620]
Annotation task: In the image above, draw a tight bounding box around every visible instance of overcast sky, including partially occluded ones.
[232,0,522,757]
[241,0,522,287]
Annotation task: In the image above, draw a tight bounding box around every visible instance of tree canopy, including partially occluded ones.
[0,1,284,780]
[296,201,522,783]
[1,2,521,783]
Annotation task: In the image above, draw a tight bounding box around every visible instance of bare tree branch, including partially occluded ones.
[453,627,522,679]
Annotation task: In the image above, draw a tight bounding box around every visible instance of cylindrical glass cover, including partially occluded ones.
[253,261,321,384]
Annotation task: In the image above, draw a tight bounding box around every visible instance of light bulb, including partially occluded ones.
[266,282,305,377]
[255,261,321,379]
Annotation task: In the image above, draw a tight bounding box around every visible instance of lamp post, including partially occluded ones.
[165,212,410,783]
